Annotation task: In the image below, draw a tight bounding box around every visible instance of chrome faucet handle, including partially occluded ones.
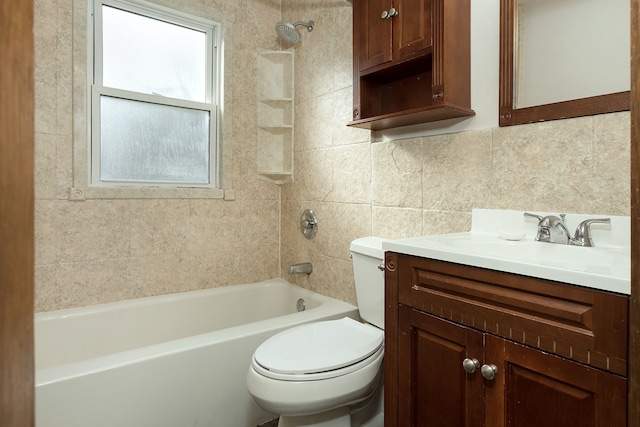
[524,212,550,242]
[571,218,611,247]
[524,212,543,222]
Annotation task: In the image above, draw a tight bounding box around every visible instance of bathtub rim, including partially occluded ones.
[35,279,358,386]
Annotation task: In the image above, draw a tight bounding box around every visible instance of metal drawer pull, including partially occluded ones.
[462,358,480,374]
[481,364,498,381]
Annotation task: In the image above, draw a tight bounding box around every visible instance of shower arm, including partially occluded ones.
[292,21,314,32]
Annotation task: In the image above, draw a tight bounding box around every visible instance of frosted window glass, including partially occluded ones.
[102,5,207,102]
[100,96,210,184]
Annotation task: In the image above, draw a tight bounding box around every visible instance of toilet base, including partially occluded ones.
[278,406,351,427]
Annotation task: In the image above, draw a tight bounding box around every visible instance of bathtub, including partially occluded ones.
[35,278,359,427]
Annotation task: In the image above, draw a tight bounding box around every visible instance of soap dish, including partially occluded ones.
[498,231,526,241]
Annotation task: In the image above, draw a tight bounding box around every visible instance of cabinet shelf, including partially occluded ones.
[348,103,475,131]
[359,50,433,79]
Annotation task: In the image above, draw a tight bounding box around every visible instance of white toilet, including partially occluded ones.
[246,237,387,427]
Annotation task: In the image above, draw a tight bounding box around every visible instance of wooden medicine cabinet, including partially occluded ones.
[499,0,630,126]
[348,0,475,131]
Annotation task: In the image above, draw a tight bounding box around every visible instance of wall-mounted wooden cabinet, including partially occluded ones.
[384,253,628,427]
[348,0,474,131]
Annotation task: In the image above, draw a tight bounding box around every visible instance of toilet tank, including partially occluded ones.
[350,237,386,329]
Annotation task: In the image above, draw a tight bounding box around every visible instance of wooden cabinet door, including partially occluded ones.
[397,306,484,427]
[358,0,432,70]
[484,335,627,427]
[358,0,393,70]
[392,0,432,62]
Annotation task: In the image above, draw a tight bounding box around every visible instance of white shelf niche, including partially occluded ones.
[257,50,294,184]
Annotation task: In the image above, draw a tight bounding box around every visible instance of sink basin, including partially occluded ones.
[437,234,628,273]
[383,232,630,294]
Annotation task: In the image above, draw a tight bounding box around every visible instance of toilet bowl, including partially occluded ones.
[246,237,387,427]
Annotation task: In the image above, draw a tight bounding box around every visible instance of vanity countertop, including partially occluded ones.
[382,209,631,295]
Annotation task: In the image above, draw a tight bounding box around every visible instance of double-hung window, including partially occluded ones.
[91,0,220,188]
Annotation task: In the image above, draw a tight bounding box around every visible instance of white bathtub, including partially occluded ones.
[35,278,359,427]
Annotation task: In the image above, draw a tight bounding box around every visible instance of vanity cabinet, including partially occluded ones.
[349,0,474,130]
[384,253,628,427]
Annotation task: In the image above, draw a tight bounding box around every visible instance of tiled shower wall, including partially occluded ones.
[34,0,285,311]
[34,0,630,311]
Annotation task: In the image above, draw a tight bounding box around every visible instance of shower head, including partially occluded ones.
[275,20,314,44]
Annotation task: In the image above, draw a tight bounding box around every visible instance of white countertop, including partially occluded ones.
[382,209,631,295]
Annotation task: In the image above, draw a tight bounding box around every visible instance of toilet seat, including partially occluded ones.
[252,317,383,381]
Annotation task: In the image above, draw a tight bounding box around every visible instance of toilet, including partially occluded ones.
[246,237,387,427]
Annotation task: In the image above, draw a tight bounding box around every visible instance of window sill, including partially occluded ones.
[68,186,233,201]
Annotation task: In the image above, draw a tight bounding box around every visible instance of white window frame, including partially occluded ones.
[89,0,221,189]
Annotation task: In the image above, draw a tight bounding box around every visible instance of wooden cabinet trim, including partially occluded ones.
[384,252,399,427]
[394,253,629,376]
[412,269,594,332]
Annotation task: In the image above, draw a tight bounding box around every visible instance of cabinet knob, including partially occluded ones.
[462,358,480,374]
[481,364,498,381]
[381,7,398,19]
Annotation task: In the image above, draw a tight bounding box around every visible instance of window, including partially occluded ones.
[90,0,220,188]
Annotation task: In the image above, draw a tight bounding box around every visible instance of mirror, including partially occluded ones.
[499,0,630,126]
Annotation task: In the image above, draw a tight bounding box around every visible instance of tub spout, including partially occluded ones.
[289,262,313,275]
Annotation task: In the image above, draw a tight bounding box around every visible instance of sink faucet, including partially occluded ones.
[524,213,611,247]
[524,212,571,244]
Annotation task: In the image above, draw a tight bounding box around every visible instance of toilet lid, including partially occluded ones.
[253,317,383,376]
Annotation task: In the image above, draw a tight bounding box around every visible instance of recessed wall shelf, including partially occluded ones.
[257,50,294,184]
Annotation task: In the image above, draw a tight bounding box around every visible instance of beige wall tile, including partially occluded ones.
[34,265,58,313]
[591,112,630,215]
[492,117,597,213]
[422,210,472,235]
[295,95,335,151]
[372,207,423,239]
[55,258,133,309]
[294,148,334,201]
[130,200,191,256]
[34,201,58,266]
[422,129,493,212]
[332,87,372,146]
[372,138,423,208]
[326,142,371,204]
[55,200,131,263]
[34,133,58,200]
